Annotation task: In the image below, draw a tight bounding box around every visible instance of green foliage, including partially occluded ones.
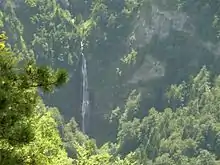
[123,0,143,15]
[24,0,37,7]
[71,138,139,165]
[72,140,111,165]
[109,67,220,164]
[3,0,220,164]
[77,18,97,39]
[0,33,70,164]
[121,49,137,65]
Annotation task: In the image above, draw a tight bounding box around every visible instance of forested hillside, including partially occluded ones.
[1,0,220,164]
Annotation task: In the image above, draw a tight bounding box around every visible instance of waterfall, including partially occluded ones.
[81,40,90,133]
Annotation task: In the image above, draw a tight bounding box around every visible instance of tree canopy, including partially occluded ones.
[0,33,71,164]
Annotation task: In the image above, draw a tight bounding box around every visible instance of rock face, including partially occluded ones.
[125,3,194,85]
[129,4,194,48]
[201,41,220,57]
[128,55,165,84]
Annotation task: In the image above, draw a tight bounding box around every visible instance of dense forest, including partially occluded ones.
[1,0,220,164]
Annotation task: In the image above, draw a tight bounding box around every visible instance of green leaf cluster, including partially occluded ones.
[0,33,71,165]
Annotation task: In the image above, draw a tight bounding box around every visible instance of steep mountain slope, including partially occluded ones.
[1,0,220,145]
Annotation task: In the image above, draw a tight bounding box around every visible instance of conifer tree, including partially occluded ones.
[0,33,71,164]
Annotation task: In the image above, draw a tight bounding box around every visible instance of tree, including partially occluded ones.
[110,67,220,164]
[0,33,71,164]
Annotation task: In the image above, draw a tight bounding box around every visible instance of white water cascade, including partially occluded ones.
[81,40,90,133]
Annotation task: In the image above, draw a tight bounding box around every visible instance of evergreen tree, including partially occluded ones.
[0,33,71,164]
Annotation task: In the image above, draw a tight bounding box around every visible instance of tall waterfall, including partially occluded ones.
[81,41,90,133]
